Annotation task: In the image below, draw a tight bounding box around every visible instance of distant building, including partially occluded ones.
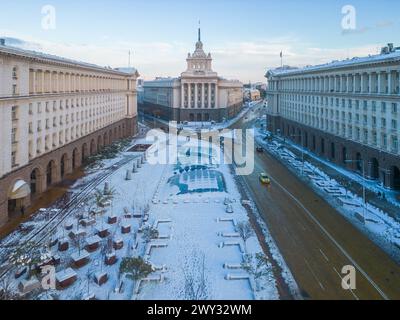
[265,43,400,190]
[140,28,243,122]
[244,88,261,101]
[0,40,139,226]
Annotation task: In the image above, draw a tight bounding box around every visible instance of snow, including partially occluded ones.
[267,50,400,77]
[1,128,294,300]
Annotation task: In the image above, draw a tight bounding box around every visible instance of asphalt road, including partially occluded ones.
[232,104,400,300]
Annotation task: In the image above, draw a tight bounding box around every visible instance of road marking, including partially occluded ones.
[304,258,325,291]
[259,158,389,300]
[319,249,329,262]
[333,267,360,300]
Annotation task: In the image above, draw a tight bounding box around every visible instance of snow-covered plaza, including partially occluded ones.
[0,131,295,300]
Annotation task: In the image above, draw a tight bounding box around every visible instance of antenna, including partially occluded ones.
[128,50,131,68]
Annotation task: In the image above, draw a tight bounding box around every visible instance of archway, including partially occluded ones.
[392,166,400,190]
[72,148,79,169]
[342,147,348,164]
[30,168,41,196]
[189,113,194,122]
[46,160,56,186]
[103,132,108,146]
[8,180,30,217]
[82,143,88,161]
[97,135,103,150]
[197,113,202,122]
[90,139,96,155]
[370,158,379,180]
[355,152,362,172]
[60,153,69,178]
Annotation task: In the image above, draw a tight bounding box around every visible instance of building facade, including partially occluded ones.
[0,42,139,226]
[140,29,243,123]
[265,45,400,190]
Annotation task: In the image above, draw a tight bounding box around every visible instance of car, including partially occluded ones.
[256,146,263,153]
[259,173,271,185]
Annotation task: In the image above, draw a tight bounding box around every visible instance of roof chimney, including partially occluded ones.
[0,39,5,46]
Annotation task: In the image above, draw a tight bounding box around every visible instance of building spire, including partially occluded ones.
[198,20,201,42]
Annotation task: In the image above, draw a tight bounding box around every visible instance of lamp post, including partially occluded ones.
[345,159,366,224]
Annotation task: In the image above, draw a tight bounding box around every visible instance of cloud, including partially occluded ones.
[0,30,382,83]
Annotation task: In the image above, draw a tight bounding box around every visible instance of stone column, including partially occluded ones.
[387,71,392,94]
[201,83,205,108]
[377,72,382,94]
[208,83,211,107]
[32,69,36,94]
[194,83,198,108]
[188,83,192,108]
[181,83,185,108]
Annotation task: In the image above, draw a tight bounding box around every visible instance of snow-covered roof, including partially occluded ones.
[0,43,137,76]
[266,50,400,78]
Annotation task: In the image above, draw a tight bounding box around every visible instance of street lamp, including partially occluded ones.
[345,159,367,224]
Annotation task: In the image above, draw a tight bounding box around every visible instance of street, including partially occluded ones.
[232,105,400,300]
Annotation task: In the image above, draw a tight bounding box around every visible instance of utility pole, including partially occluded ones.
[345,159,367,224]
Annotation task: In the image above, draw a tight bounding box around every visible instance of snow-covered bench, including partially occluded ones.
[145,242,168,257]
[219,232,240,238]
[225,273,250,280]
[223,263,243,270]
[217,217,237,227]
[152,219,172,229]
[133,274,164,295]
[219,241,245,253]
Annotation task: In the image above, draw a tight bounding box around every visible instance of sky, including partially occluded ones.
[0,0,399,82]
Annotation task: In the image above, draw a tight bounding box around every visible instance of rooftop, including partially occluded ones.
[266,45,400,78]
[0,39,138,76]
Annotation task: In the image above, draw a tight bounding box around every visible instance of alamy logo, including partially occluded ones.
[41,5,56,30]
[341,265,356,290]
[145,122,255,176]
[341,5,356,30]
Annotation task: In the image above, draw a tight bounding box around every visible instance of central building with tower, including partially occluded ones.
[139,28,243,123]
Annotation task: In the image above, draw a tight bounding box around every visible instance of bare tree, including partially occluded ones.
[241,253,271,281]
[236,221,254,252]
[181,251,210,300]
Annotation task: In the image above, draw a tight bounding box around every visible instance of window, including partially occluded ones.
[29,103,33,115]
[12,84,17,95]
[381,102,386,113]
[11,127,17,143]
[392,103,398,114]
[11,151,17,167]
[37,103,42,113]
[12,66,18,79]
[392,136,398,152]
[11,105,18,120]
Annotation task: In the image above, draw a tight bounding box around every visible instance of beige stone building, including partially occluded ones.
[265,44,400,189]
[140,28,243,122]
[0,40,139,226]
